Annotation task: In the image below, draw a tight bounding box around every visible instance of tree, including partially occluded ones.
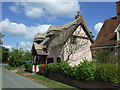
[2,47,10,63]
[22,50,32,61]
[0,32,4,45]
[9,48,24,67]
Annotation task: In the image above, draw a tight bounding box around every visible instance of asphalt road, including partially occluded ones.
[1,64,48,88]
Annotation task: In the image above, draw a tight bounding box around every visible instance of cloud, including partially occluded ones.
[9,1,80,19]
[9,5,20,14]
[94,22,103,33]
[1,18,51,41]
[4,45,14,51]
[19,41,32,51]
[3,41,32,51]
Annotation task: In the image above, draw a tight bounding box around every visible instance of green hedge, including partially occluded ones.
[95,64,120,83]
[45,60,96,81]
[76,60,96,81]
[25,63,33,72]
[45,61,119,83]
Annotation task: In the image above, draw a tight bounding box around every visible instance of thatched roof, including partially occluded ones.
[46,25,63,37]
[49,16,94,47]
[34,33,46,42]
[32,16,94,55]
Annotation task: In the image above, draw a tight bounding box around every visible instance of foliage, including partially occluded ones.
[76,60,96,81]
[8,48,24,67]
[5,65,17,70]
[45,61,96,81]
[46,62,67,73]
[0,32,4,45]
[39,64,46,75]
[95,64,119,83]
[2,47,10,63]
[22,51,32,61]
[95,49,111,64]
[95,49,118,64]
[25,63,33,72]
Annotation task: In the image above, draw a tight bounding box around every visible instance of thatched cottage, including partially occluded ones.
[32,16,94,72]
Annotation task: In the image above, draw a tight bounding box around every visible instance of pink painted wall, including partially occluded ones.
[47,25,93,66]
[63,26,92,66]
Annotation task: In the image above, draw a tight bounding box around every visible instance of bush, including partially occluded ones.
[9,59,23,67]
[25,63,33,72]
[76,60,96,81]
[95,49,118,64]
[45,61,96,81]
[39,64,46,75]
[95,64,119,83]
[4,65,17,70]
[45,62,69,76]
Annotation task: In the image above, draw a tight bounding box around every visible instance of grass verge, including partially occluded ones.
[17,71,77,89]
[16,71,30,74]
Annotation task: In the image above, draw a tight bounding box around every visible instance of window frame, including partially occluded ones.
[70,35,77,44]
[118,31,120,41]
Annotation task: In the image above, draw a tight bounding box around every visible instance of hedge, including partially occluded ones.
[95,64,120,83]
[45,60,96,81]
[45,61,119,83]
[25,63,33,72]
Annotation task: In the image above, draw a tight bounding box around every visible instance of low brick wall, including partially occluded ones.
[49,73,119,89]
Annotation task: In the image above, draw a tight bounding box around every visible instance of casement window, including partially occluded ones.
[47,58,53,64]
[70,35,77,44]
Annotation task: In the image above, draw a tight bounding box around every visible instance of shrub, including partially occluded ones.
[45,62,69,76]
[95,64,119,83]
[76,60,96,81]
[39,64,46,75]
[95,49,118,64]
[9,59,23,67]
[25,63,33,72]
[45,61,96,81]
[4,65,17,70]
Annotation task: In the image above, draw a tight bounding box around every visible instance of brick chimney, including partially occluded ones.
[116,1,120,23]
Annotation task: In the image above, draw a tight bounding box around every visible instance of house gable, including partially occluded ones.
[49,16,94,47]
[63,25,93,66]
[92,17,119,48]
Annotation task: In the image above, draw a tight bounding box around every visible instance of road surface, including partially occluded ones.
[1,64,48,88]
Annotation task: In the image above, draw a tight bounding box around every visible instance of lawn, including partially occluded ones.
[17,71,78,89]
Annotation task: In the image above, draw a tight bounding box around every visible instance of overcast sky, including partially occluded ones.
[1,1,116,51]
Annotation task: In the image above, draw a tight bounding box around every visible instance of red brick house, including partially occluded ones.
[91,1,120,56]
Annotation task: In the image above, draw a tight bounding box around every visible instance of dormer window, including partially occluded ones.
[118,31,120,41]
[115,24,120,41]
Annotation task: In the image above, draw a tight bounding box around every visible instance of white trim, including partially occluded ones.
[118,31,120,41]
[91,45,120,49]
[115,24,120,32]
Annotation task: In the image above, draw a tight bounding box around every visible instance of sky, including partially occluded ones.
[0,1,117,51]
